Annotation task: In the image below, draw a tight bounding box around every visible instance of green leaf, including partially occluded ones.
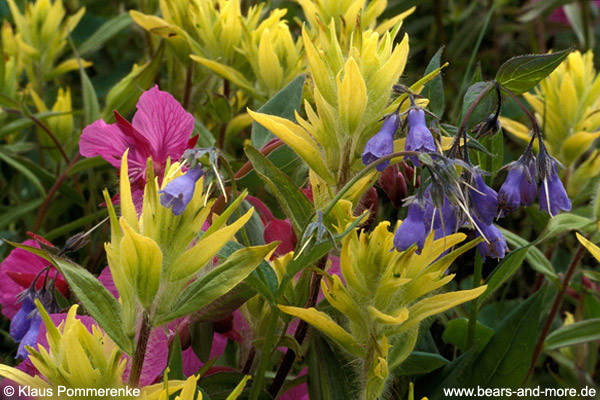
[4,242,133,354]
[0,148,46,197]
[190,283,257,323]
[545,318,600,350]
[244,144,314,234]
[0,199,42,230]
[157,243,277,324]
[422,47,445,118]
[307,333,352,400]
[236,145,302,191]
[415,348,476,399]
[103,42,165,120]
[442,318,494,354]
[477,129,503,185]
[467,288,544,388]
[0,111,72,140]
[78,14,132,56]
[499,227,559,284]
[216,240,278,302]
[538,213,595,243]
[190,322,214,364]
[478,241,531,306]
[167,334,186,380]
[252,74,306,149]
[496,49,571,95]
[394,351,449,375]
[461,81,495,129]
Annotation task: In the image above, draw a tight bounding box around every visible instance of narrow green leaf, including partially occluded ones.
[415,348,476,399]
[157,243,277,324]
[0,199,42,230]
[78,14,132,56]
[467,288,544,388]
[422,47,445,118]
[496,49,571,95]
[499,227,558,284]
[244,144,314,234]
[252,74,306,149]
[538,213,595,243]
[461,81,495,129]
[307,333,351,400]
[394,351,449,375]
[190,322,214,364]
[189,283,256,323]
[236,145,302,191]
[4,241,133,354]
[0,148,46,197]
[545,318,600,350]
[478,241,531,305]
[167,334,186,380]
[0,111,72,140]
[442,318,494,354]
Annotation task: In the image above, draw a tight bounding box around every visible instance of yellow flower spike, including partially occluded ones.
[278,305,366,357]
[320,273,367,329]
[119,217,163,308]
[257,28,284,92]
[0,302,129,393]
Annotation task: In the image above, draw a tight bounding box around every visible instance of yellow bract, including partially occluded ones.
[278,221,486,400]
[500,50,600,196]
[0,303,127,394]
[6,0,89,89]
[250,20,411,189]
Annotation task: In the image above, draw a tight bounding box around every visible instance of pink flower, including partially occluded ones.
[0,240,68,320]
[79,86,195,184]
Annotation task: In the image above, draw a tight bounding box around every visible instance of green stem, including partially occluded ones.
[128,312,152,387]
[455,0,498,119]
[248,305,280,400]
[466,252,483,349]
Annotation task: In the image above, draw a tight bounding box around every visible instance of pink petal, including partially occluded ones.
[0,240,52,319]
[98,267,118,298]
[264,219,297,257]
[279,368,308,400]
[132,86,194,167]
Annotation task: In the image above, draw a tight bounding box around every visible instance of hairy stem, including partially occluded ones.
[248,305,280,400]
[129,312,152,387]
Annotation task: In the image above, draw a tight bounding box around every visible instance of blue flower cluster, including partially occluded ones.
[362,104,571,261]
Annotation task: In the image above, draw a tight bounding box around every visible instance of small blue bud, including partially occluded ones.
[469,174,498,225]
[394,202,428,252]
[404,108,436,166]
[539,165,571,217]
[160,165,204,215]
[474,217,508,260]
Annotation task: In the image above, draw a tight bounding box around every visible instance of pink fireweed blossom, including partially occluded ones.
[79,86,195,198]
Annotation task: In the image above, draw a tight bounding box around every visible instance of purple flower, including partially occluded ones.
[160,165,204,215]
[404,108,436,166]
[394,202,428,252]
[497,157,537,216]
[362,113,400,171]
[9,293,42,359]
[424,187,458,237]
[469,174,498,225]
[539,165,571,217]
[474,218,508,260]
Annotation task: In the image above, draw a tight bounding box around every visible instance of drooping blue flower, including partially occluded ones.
[362,113,400,171]
[404,108,436,166]
[159,165,204,215]
[424,186,458,237]
[469,174,498,225]
[16,313,42,359]
[9,293,36,343]
[393,202,428,252]
[497,156,537,216]
[9,292,42,359]
[473,217,508,260]
[539,165,571,217]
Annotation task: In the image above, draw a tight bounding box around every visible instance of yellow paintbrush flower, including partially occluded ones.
[279,221,486,400]
[103,151,270,336]
[6,0,90,89]
[296,0,415,47]
[500,50,600,196]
